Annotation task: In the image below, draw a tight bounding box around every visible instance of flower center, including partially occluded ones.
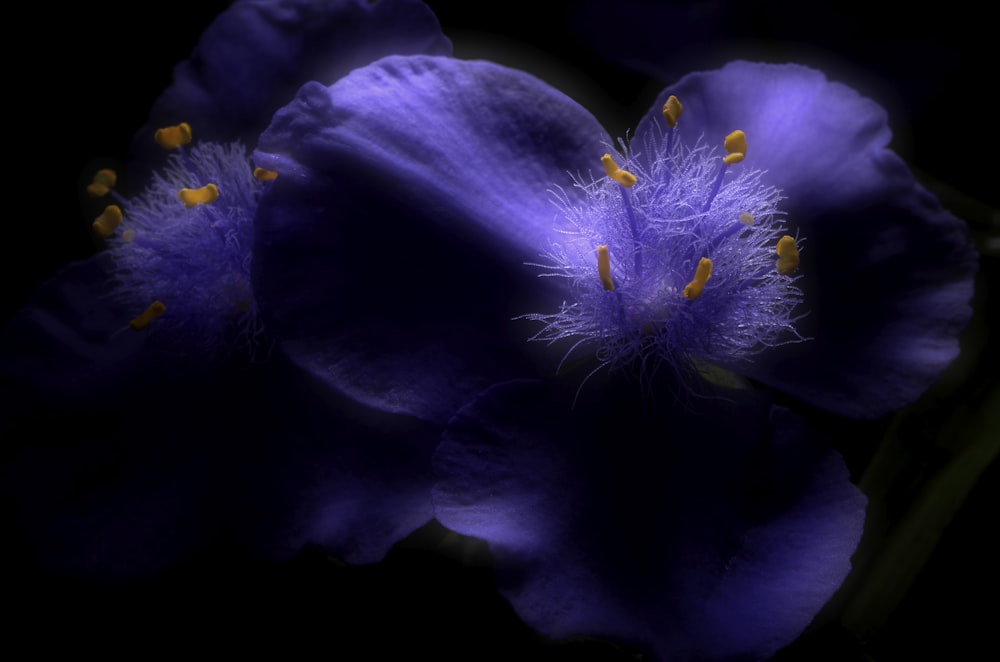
[521,96,807,393]
[84,123,279,361]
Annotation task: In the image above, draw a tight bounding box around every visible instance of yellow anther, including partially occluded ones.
[661,95,683,127]
[129,301,166,331]
[683,257,713,300]
[154,122,193,150]
[86,169,117,197]
[739,211,755,226]
[775,235,800,275]
[178,183,219,208]
[601,153,637,188]
[92,204,123,238]
[722,130,747,165]
[596,245,614,291]
[253,167,278,182]
[122,228,136,243]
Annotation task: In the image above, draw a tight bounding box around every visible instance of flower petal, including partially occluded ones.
[636,61,976,417]
[227,354,438,564]
[252,54,610,423]
[433,377,867,661]
[130,0,451,174]
[636,61,894,213]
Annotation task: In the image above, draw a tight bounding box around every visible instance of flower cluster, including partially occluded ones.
[2,1,977,660]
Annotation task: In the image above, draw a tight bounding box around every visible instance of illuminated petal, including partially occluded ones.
[253,55,610,423]
[635,61,976,417]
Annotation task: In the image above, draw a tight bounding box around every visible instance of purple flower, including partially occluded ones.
[254,56,975,420]
[2,0,451,578]
[2,2,978,660]
[249,53,975,658]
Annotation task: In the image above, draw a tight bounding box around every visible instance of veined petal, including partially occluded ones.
[256,54,609,256]
[131,0,451,175]
[253,54,610,423]
[433,378,867,661]
[636,61,976,417]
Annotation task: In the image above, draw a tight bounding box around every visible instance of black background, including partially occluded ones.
[6,1,997,659]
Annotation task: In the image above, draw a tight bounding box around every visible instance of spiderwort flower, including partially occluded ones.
[1,2,977,659]
[249,52,974,659]
[253,56,975,420]
[1,0,452,578]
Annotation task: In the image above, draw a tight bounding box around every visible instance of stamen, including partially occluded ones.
[722,130,747,165]
[178,183,220,208]
[597,245,615,291]
[775,235,800,275]
[253,167,278,182]
[92,205,123,238]
[661,95,683,128]
[86,169,117,197]
[93,140,267,360]
[129,301,166,331]
[703,129,748,212]
[683,257,713,300]
[601,153,637,188]
[155,122,193,150]
[661,95,684,160]
[523,116,807,399]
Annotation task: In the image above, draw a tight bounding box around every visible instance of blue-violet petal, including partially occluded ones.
[131,0,451,175]
[635,61,976,417]
[253,54,610,423]
[433,377,867,661]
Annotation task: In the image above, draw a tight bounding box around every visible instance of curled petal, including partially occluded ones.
[433,378,867,661]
